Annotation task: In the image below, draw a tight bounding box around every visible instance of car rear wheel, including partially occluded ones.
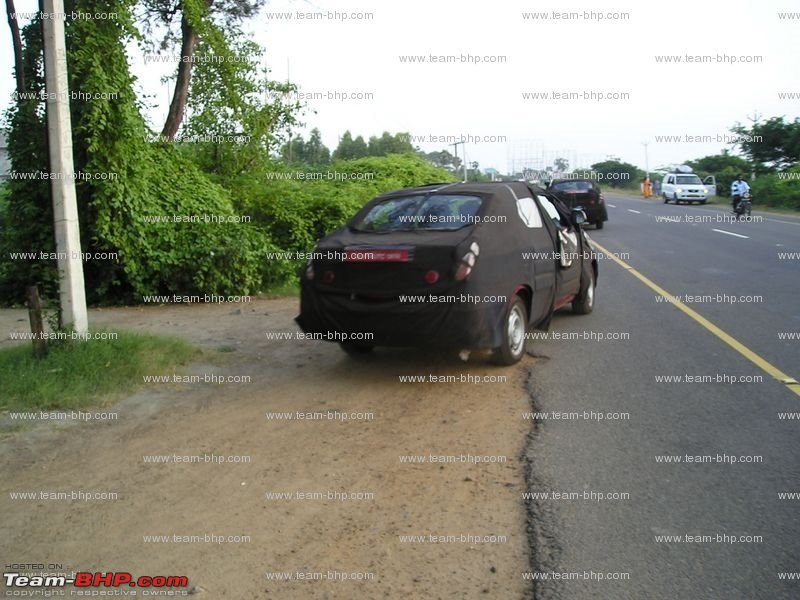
[340,342,375,356]
[595,220,604,230]
[493,296,528,365]
[572,267,595,315]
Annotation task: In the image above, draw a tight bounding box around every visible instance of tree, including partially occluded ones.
[590,160,641,188]
[553,157,569,173]
[138,0,266,140]
[182,35,300,176]
[333,131,368,160]
[305,128,331,165]
[4,0,25,94]
[280,128,330,166]
[367,131,415,156]
[730,116,800,173]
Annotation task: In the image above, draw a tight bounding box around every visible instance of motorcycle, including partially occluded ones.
[733,191,752,220]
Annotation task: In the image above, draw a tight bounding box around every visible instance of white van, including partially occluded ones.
[661,166,714,204]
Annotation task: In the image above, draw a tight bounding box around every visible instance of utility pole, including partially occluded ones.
[449,140,465,182]
[42,0,88,334]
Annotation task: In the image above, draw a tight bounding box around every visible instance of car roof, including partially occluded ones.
[549,178,596,185]
[378,181,548,199]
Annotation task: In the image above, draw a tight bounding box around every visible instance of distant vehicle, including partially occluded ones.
[661,166,715,204]
[296,182,598,365]
[547,179,608,229]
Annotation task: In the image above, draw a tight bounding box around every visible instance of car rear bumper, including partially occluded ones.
[296,281,506,349]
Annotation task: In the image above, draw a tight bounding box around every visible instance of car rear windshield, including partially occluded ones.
[351,194,483,232]
[552,181,593,192]
[676,175,703,184]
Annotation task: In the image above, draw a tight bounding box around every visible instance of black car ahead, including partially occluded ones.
[547,179,608,229]
[295,182,598,365]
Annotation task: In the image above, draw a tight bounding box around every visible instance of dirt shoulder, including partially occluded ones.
[0,298,534,598]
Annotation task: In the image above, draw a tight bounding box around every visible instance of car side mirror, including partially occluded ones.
[571,208,587,225]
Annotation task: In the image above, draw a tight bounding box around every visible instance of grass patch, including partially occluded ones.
[264,281,300,297]
[0,331,199,412]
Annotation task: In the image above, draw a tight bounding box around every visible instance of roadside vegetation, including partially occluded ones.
[0,331,197,412]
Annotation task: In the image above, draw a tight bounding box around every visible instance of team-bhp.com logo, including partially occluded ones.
[3,571,187,590]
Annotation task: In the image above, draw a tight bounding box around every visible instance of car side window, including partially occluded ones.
[536,195,566,229]
[516,196,543,228]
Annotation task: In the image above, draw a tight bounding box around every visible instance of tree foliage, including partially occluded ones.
[730,116,800,173]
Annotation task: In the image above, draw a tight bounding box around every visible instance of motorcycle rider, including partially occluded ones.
[730,174,751,212]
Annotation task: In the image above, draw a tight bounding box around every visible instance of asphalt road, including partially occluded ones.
[523,193,800,599]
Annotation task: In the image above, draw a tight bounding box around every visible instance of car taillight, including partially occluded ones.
[424,270,439,284]
[322,270,335,284]
[454,242,480,282]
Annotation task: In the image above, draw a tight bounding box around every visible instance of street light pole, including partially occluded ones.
[42,0,88,334]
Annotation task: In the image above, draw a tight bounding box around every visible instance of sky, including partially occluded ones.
[2,0,799,174]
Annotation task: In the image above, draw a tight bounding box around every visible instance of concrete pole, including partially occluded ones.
[42,0,88,334]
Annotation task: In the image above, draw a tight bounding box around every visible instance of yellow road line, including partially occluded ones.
[591,241,800,398]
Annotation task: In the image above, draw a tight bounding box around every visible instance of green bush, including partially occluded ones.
[228,154,455,289]
[751,167,800,210]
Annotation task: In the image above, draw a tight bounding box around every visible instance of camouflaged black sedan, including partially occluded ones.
[295,182,598,365]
